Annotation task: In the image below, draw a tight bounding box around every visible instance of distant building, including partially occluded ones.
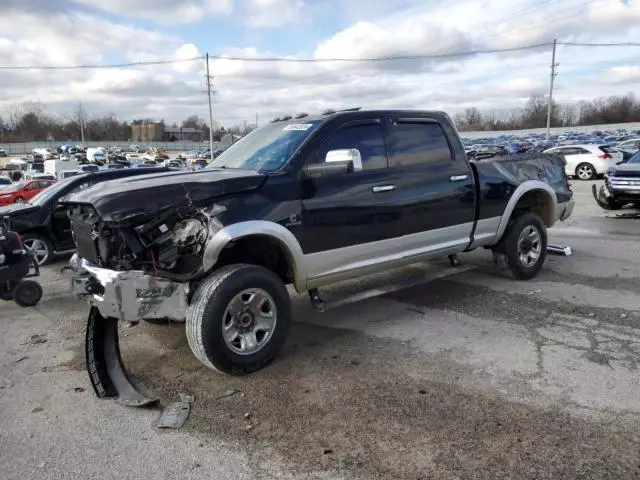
[163,127,205,142]
[131,123,205,142]
[131,123,164,142]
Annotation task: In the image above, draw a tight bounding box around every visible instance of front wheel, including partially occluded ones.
[21,233,55,266]
[493,212,548,280]
[186,264,291,375]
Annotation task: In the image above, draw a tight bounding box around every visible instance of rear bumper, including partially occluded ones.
[557,198,575,221]
[69,254,188,323]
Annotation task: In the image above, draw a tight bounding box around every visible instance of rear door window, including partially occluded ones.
[388,121,452,167]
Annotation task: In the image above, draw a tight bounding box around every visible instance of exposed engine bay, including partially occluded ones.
[68,204,222,281]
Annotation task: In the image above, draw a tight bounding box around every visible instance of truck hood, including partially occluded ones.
[62,168,267,223]
[0,202,40,217]
[608,163,640,177]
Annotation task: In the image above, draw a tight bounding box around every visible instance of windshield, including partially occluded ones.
[29,174,88,205]
[208,119,323,171]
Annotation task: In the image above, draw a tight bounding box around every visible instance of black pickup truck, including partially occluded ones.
[63,110,574,401]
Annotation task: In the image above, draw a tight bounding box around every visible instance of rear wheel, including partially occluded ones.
[21,233,55,266]
[493,212,547,280]
[13,280,43,307]
[186,264,291,375]
[576,163,596,180]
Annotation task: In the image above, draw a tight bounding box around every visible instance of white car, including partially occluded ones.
[615,138,640,154]
[543,144,623,180]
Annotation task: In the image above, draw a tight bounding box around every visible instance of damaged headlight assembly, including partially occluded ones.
[69,203,227,324]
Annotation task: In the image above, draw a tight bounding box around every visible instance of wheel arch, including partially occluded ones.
[490,181,558,245]
[203,221,306,292]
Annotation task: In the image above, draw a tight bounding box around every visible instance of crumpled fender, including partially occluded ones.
[592,183,617,210]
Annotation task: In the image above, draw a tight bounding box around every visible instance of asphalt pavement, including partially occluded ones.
[1,180,639,479]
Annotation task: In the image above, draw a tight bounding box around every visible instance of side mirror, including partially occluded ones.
[302,161,353,179]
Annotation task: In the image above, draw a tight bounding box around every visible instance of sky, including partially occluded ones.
[0,0,639,128]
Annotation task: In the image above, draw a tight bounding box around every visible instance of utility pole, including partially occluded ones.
[205,53,215,159]
[79,102,85,144]
[545,39,558,141]
[255,112,258,129]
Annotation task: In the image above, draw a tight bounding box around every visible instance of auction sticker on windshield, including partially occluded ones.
[283,124,313,131]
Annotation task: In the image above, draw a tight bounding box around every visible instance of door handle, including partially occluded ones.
[372,185,395,193]
[450,175,468,182]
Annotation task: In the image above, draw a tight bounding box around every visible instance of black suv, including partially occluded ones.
[0,168,170,265]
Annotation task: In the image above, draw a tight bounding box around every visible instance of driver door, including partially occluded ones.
[51,179,93,247]
[299,117,398,255]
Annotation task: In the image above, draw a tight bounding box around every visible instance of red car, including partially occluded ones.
[0,179,56,205]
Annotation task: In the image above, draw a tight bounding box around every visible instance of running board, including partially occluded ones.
[85,306,158,407]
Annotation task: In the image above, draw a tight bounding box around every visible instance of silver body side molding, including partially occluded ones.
[200,182,570,293]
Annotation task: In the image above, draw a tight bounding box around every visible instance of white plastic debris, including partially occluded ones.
[155,393,194,429]
[547,243,572,256]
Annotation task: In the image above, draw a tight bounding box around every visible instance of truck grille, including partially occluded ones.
[609,177,640,192]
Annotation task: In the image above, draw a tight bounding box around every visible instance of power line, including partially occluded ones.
[0,56,204,71]
[0,44,554,70]
[558,41,640,47]
[0,40,636,71]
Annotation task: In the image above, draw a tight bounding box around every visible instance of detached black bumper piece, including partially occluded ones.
[85,306,158,407]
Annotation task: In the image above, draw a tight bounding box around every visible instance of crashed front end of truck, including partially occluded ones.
[62,170,266,405]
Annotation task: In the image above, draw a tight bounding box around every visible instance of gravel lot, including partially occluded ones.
[1,180,639,480]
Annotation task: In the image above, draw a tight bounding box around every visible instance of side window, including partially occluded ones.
[576,148,591,155]
[389,121,452,167]
[316,123,388,170]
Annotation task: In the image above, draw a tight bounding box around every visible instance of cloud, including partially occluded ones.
[0,0,639,129]
[72,0,233,24]
[244,0,305,27]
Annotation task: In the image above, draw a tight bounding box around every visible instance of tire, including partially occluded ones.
[13,280,43,307]
[492,212,548,280]
[186,264,291,375]
[21,233,55,266]
[575,163,596,180]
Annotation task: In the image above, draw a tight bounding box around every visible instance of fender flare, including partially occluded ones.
[490,180,558,245]
[202,221,307,292]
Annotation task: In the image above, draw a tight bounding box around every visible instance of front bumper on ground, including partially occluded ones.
[69,254,188,323]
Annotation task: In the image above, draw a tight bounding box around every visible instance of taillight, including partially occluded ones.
[598,153,612,159]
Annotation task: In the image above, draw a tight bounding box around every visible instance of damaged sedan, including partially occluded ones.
[62,109,574,405]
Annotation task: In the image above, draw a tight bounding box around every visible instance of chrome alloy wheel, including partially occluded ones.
[222,288,277,355]
[517,225,542,268]
[23,238,50,266]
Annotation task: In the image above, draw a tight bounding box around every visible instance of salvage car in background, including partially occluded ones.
[0,167,170,266]
[593,150,640,210]
[543,144,622,180]
[0,179,55,205]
